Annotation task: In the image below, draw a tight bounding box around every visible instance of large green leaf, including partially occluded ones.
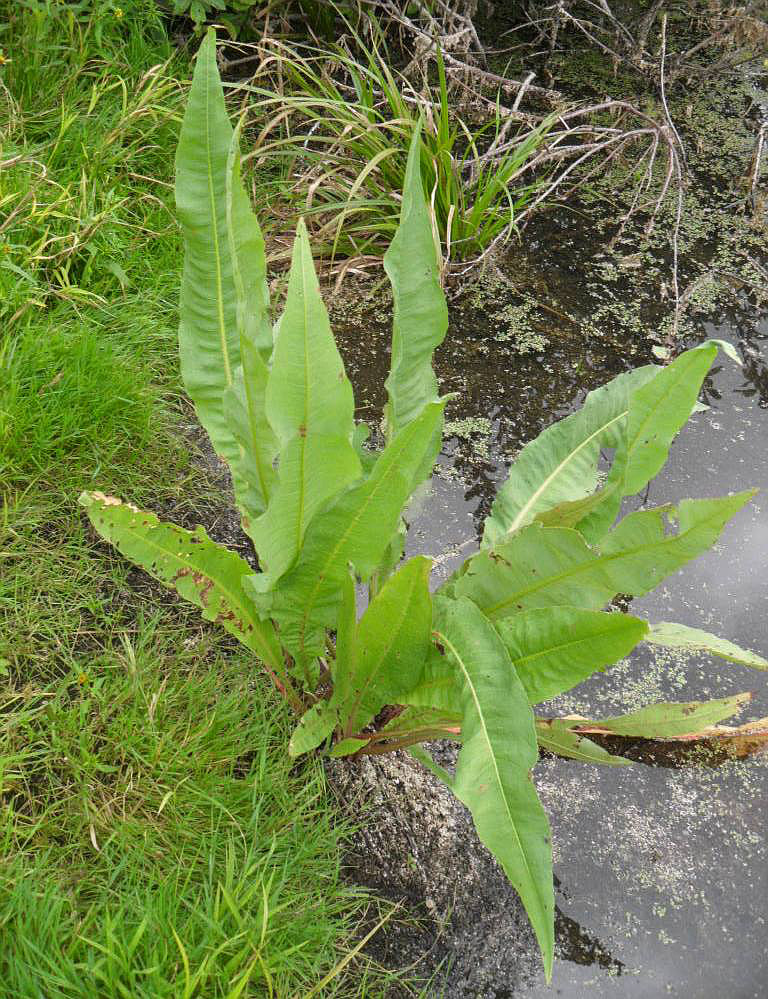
[623,343,717,494]
[458,491,754,621]
[341,557,432,735]
[578,344,719,542]
[222,125,277,531]
[564,692,750,738]
[435,597,554,979]
[289,701,338,758]
[248,401,445,667]
[383,125,448,438]
[402,646,464,714]
[79,491,283,676]
[483,365,658,548]
[252,220,360,581]
[645,622,768,669]
[175,30,242,476]
[497,607,648,704]
[535,720,633,766]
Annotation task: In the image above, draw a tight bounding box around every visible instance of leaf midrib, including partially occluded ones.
[504,411,626,538]
[296,419,423,660]
[485,510,724,619]
[509,617,641,669]
[204,48,233,388]
[437,628,541,905]
[99,502,271,660]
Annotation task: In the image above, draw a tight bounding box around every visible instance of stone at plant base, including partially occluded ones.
[326,745,542,997]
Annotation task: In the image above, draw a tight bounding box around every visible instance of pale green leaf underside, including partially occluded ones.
[438,597,554,979]
[175,30,242,472]
[646,622,768,670]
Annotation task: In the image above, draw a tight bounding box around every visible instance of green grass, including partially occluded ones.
[241,27,550,266]
[0,631,372,997]
[0,5,403,995]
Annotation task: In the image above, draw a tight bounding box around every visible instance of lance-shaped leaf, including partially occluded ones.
[376,705,462,740]
[535,720,633,766]
[249,401,445,666]
[341,557,432,735]
[175,31,242,476]
[289,701,338,758]
[332,570,358,707]
[79,492,282,674]
[645,622,768,670]
[383,124,448,438]
[253,220,360,580]
[483,365,658,548]
[436,597,554,979]
[579,344,719,542]
[222,124,277,530]
[561,692,751,739]
[329,737,370,758]
[497,607,648,705]
[290,574,357,759]
[458,491,754,622]
[402,646,464,714]
[623,343,717,494]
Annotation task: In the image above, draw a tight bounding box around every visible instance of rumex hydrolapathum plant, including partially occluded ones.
[79,30,768,981]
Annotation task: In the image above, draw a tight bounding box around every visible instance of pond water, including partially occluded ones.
[334,285,768,997]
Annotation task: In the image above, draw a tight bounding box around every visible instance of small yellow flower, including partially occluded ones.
[78,672,88,685]
[114,6,123,17]
[0,50,8,66]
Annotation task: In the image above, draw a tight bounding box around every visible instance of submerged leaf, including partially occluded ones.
[645,622,768,670]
